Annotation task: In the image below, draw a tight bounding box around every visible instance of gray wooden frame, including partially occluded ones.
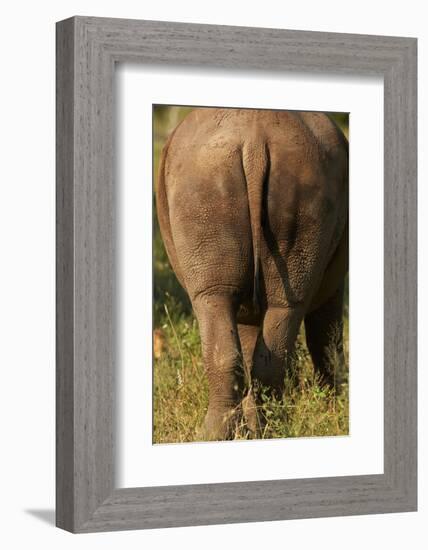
[56,16,417,533]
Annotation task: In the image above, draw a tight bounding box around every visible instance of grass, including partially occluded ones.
[152,106,349,444]
[153,283,349,444]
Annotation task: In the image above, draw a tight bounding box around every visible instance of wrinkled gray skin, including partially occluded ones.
[156,108,348,440]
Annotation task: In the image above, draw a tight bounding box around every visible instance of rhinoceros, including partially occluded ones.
[156,108,348,440]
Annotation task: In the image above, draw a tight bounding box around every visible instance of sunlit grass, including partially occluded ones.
[153,286,349,444]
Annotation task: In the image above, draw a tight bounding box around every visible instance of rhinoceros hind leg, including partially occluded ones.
[193,295,245,441]
[304,281,346,390]
[252,305,304,398]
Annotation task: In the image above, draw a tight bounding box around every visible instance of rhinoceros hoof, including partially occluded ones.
[197,407,240,442]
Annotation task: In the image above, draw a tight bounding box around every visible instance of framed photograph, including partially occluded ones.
[56,16,417,532]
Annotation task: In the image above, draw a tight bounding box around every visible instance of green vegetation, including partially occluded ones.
[153,106,349,444]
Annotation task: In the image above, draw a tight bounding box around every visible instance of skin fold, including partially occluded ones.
[156,108,348,441]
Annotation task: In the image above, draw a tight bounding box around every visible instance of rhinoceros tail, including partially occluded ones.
[242,142,269,311]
